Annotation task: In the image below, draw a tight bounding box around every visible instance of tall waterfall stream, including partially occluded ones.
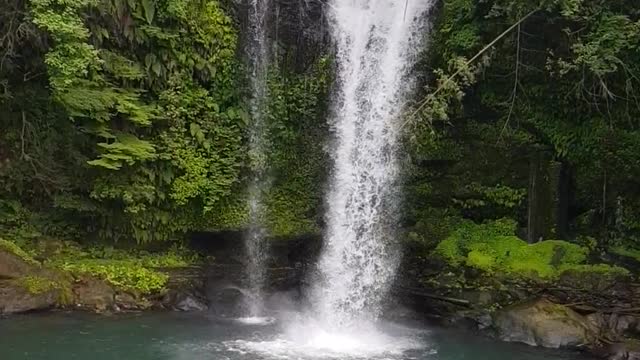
[235,0,439,356]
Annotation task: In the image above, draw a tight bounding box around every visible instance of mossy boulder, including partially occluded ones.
[434,219,632,281]
[493,298,598,348]
[0,239,39,279]
[0,241,75,313]
[558,264,631,292]
[0,242,61,314]
[0,278,60,314]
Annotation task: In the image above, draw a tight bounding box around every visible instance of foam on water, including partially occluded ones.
[224,319,430,359]
[233,316,276,326]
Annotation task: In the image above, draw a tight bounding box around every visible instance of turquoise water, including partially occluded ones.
[0,312,590,360]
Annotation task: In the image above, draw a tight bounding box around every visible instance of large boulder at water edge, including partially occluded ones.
[492,298,598,348]
[0,242,38,279]
[0,280,60,314]
[0,244,61,314]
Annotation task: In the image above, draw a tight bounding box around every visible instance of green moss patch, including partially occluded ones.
[39,242,198,295]
[436,219,631,280]
[0,238,40,266]
[14,275,59,294]
[610,246,640,263]
[57,260,168,295]
[12,275,73,304]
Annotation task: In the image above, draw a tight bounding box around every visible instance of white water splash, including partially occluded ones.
[224,319,431,359]
[313,0,435,328]
[244,0,271,317]
[233,316,276,326]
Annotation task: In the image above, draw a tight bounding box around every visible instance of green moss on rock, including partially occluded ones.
[0,238,39,266]
[14,276,58,295]
[610,246,640,263]
[57,260,168,295]
[435,219,632,281]
[12,275,73,305]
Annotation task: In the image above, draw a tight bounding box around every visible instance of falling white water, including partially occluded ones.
[230,0,436,357]
[313,0,434,327]
[244,0,271,317]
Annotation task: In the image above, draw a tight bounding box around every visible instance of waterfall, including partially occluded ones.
[228,0,436,356]
[244,0,271,318]
[312,0,434,327]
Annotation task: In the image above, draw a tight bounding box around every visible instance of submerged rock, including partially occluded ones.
[603,340,640,360]
[161,288,208,312]
[173,293,208,312]
[493,298,597,348]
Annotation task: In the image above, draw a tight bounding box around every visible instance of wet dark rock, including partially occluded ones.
[115,292,146,311]
[602,340,640,360]
[173,292,208,312]
[493,298,598,348]
[207,284,247,317]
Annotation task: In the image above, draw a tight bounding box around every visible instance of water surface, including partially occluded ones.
[0,312,590,360]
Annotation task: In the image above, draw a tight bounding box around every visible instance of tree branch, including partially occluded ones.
[402,9,539,129]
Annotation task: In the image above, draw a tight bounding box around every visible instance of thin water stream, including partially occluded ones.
[244,0,272,317]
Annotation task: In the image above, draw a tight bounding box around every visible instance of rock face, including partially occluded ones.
[0,248,60,314]
[0,250,35,279]
[72,277,115,312]
[170,291,208,312]
[493,298,597,348]
[0,280,59,314]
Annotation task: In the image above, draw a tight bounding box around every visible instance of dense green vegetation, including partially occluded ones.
[0,0,329,247]
[2,237,197,294]
[0,0,639,287]
[405,0,640,272]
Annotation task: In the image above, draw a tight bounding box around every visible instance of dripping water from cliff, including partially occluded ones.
[243,0,272,320]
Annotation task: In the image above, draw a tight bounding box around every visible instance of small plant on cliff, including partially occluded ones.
[435,218,519,266]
